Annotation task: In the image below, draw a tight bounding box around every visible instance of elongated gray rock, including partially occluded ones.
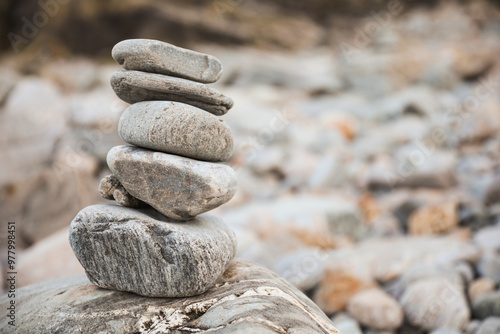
[118,101,233,162]
[112,39,223,84]
[0,260,339,333]
[69,204,236,297]
[111,70,233,115]
[107,145,237,220]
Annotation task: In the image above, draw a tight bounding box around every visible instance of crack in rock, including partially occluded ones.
[230,316,287,333]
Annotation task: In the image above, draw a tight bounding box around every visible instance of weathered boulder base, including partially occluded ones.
[0,260,340,333]
[119,101,234,162]
[107,145,237,220]
[69,204,237,297]
[111,70,233,115]
[112,39,223,84]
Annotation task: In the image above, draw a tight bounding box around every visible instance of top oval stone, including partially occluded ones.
[112,39,223,84]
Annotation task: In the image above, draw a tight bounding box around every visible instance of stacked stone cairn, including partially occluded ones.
[69,39,238,297]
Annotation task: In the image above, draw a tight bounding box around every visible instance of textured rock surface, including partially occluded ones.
[111,70,233,115]
[107,145,237,220]
[98,173,124,200]
[69,204,237,297]
[0,260,339,333]
[347,288,403,330]
[119,101,234,162]
[400,277,470,331]
[112,39,223,84]
[98,174,144,208]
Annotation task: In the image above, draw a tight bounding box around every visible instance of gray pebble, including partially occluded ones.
[98,174,120,200]
[331,313,363,334]
[473,291,500,319]
[118,101,234,162]
[400,277,470,331]
[69,204,237,297]
[98,174,144,208]
[478,250,500,285]
[112,187,140,208]
[107,145,237,221]
[476,317,500,334]
[485,177,500,206]
[111,70,233,116]
[112,39,223,83]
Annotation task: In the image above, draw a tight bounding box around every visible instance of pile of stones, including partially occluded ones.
[69,39,238,297]
[2,38,342,334]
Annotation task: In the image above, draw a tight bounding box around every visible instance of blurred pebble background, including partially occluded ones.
[2,0,500,333]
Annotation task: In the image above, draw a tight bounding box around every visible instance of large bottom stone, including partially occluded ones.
[69,204,236,297]
[0,260,340,334]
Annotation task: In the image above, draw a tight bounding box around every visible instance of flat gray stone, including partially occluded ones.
[107,145,237,220]
[69,204,236,297]
[0,260,339,333]
[111,70,233,115]
[118,101,234,162]
[112,39,223,84]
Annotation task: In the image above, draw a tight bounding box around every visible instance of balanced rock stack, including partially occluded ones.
[69,39,238,297]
